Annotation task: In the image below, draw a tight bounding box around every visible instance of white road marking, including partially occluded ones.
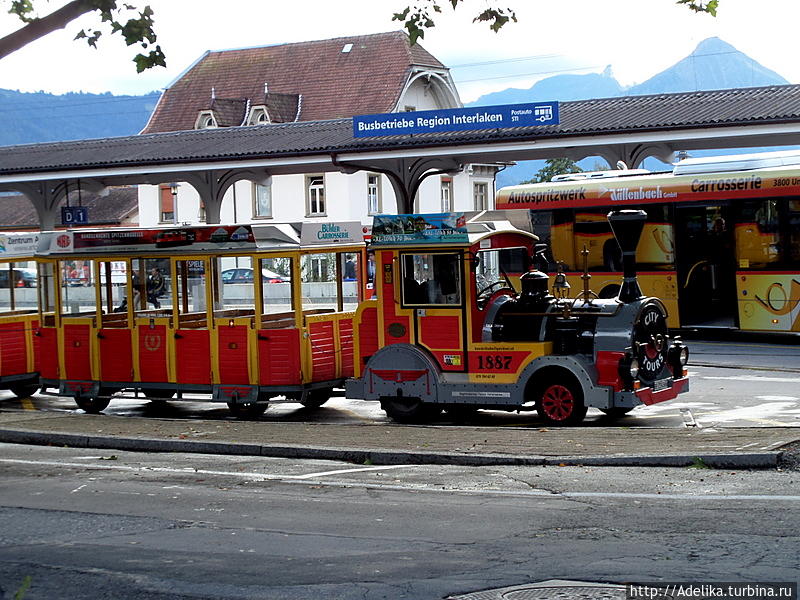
[701,375,800,383]
[69,484,87,494]
[0,458,413,482]
[4,458,800,502]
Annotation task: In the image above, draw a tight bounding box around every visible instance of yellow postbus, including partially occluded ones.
[496,151,800,333]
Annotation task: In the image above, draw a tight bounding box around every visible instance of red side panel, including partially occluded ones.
[596,350,625,391]
[379,251,410,345]
[337,317,354,378]
[309,320,336,381]
[217,325,249,384]
[175,329,211,384]
[63,324,92,380]
[30,319,40,373]
[419,315,463,372]
[37,327,58,380]
[358,306,379,364]
[138,324,169,382]
[99,329,133,382]
[257,328,301,385]
[0,321,27,376]
[419,315,460,349]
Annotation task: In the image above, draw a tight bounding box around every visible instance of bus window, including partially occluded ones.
[340,252,360,310]
[59,259,96,316]
[550,209,575,270]
[214,256,255,313]
[38,262,55,319]
[788,200,800,263]
[301,252,337,312]
[735,199,780,268]
[175,259,207,315]
[402,253,461,305]
[260,256,293,315]
[475,247,529,303]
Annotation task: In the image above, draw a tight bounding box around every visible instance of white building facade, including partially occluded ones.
[137,33,499,228]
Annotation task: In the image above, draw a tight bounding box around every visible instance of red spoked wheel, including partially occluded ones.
[536,381,587,426]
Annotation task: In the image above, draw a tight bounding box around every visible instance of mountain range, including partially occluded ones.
[0,37,790,185]
[468,37,789,186]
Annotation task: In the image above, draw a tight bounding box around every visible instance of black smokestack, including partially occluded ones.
[607,210,646,303]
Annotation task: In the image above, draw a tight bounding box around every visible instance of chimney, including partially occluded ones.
[607,210,646,303]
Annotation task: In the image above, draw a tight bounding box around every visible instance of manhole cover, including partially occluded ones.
[448,581,626,600]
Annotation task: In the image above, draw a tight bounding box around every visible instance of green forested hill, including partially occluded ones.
[0,89,161,147]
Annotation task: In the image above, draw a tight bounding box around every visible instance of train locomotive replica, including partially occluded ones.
[346,209,690,425]
[26,208,688,425]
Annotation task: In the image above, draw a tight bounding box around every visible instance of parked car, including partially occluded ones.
[0,267,37,288]
[221,268,288,284]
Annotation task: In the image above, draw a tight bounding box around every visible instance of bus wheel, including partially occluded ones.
[10,382,39,399]
[600,407,633,418]
[535,380,587,426]
[300,388,332,409]
[381,396,439,423]
[227,401,267,419]
[75,396,111,414]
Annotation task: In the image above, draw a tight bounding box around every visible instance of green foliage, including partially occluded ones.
[676,0,719,16]
[521,157,583,184]
[394,1,517,45]
[688,456,712,469]
[14,575,31,600]
[5,0,165,72]
[395,1,717,44]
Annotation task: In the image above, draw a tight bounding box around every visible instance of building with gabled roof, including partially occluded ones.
[138,31,498,228]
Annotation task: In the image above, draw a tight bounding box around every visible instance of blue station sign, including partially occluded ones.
[353,102,558,138]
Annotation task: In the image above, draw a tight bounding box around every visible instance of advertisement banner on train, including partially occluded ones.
[0,232,39,257]
[371,213,468,245]
[44,225,256,254]
[496,167,800,210]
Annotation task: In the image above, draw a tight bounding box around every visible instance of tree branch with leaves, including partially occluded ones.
[395,0,718,44]
[1,0,164,72]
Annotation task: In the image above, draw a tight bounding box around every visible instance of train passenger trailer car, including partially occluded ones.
[0,232,41,398]
[346,210,690,425]
[35,222,367,416]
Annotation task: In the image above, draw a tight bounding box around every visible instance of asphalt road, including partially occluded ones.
[1,443,798,600]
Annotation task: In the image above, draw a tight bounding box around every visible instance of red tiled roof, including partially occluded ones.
[142,31,446,134]
[0,187,138,230]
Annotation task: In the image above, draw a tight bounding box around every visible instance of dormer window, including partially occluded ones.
[247,106,270,126]
[195,111,217,129]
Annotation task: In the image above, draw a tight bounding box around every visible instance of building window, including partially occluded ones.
[473,182,488,210]
[195,111,217,129]
[159,184,176,223]
[367,174,381,215]
[441,177,453,212]
[404,105,416,112]
[253,182,272,218]
[306,175,326,216]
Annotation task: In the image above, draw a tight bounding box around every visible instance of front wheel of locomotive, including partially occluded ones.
[534,380,587,426]
[380,396,441,423]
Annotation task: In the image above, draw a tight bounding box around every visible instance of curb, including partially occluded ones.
[0,428,782,469]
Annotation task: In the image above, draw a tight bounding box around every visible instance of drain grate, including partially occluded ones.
[448,581,627,600]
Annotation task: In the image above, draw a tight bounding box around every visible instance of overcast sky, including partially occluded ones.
[0,0,798,102]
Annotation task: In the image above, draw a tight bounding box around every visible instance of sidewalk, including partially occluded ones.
[0,409,796,468]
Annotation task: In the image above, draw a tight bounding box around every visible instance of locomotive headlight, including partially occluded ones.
[667,343,689,375]
[629,357,640,379]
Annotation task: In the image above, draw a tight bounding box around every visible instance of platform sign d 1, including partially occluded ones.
[353,102,559,138]
[61,206,88,225]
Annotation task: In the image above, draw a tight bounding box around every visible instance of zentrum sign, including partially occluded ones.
[353,102,559,138]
